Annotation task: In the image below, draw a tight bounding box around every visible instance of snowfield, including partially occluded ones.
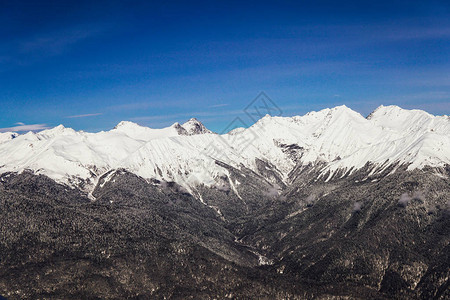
[0,105,449,192]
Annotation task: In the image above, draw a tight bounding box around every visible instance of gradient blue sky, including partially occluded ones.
[1,0,449,133]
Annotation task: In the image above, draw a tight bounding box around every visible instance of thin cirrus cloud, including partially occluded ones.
[66,113,103,119]
[209,103,229,108]
[0,123,49,133]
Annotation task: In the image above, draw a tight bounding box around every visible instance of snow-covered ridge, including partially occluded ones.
[0,106,448,192]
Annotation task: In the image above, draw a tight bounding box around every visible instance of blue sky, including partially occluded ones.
[1,0,449,133]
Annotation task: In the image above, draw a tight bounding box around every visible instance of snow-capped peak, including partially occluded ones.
[112,121,185,140]
[367,105,432,120]
[112,119,212,139]
[182,118,212,135]
[114,121,142,130]
[366,105,448,135]
[38,125,75,137]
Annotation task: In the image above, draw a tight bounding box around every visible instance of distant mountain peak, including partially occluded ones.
[112,119,212,136]
[332,104,350,110]
[113,121,142,130]
[367,105,402,119]
[327,104,363,117]
[182,118,212,135]
[366,105,434,120]
[38,124,75,137]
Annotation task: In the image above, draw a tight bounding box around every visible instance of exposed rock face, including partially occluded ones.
[0,165,448,299]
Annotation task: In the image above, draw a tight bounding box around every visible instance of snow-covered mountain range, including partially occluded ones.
[1,105,449,194]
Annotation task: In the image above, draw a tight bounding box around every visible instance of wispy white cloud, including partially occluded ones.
[66,113,103,119]
[209,103,229,108]
[0,124,49,133]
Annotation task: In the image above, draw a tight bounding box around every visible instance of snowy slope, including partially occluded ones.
[0,106,448,193]
[0,132,18,144]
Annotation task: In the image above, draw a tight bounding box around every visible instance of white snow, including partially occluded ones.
[0,132,18,144]
[0,105,448,193]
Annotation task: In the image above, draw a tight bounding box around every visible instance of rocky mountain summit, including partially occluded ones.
[182,118,213,135]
